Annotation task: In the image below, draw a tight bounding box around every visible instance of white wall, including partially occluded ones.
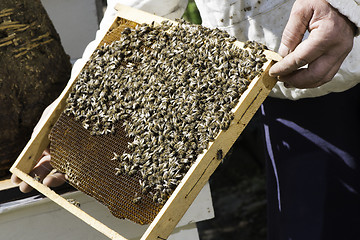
[40,0,100,61]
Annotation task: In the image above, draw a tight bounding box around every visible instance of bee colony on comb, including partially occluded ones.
[50,18,269,224]
[10,4,280,240]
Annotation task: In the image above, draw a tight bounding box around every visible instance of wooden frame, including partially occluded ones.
[0,179,16,191]
[10,4,281,240]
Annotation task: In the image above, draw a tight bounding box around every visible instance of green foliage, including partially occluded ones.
[182,0,202,24]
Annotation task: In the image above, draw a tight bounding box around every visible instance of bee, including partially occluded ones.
[142,185,150,194]
[111,152,120,161]
[133,196,142,204]
[216,149,223,160]
[114,167,122,176]
[67,199,81,208]
[33,174,41,182]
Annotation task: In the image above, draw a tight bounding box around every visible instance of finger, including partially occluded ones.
[270,35,326,77]
[11,149,51,192]
[42,148,50,156]
[32,152,66,188]
[31,152,67,187]
[19,181,34,193]
[278,1,312,56]
[17,155,53,193]
[43,172,67,187]
[11,173,22,185]
[17,155,66,192]
[278,54,344,88]
[31,155,53,179]
[11,148,50,183]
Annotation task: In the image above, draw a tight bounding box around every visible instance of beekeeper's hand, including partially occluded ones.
[269,0,357,88]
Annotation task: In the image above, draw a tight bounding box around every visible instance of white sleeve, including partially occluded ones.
[111,0,188,20]
[326,0,360,34]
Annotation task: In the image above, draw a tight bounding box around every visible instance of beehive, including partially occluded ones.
[10,4,281,240]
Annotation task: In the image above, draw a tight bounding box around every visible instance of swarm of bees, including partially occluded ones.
[64,19,268,205]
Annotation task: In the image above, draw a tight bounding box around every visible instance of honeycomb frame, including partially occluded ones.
[10,4,281,240]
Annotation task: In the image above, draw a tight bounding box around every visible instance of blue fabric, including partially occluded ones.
[261,83,360,240]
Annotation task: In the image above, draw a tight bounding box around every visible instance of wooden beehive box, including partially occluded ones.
[10,4,281,240]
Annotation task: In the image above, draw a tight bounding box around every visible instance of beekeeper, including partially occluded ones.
[13,0,360,239]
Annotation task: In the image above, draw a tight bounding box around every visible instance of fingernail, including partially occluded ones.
[269,64,278,77]
[278,43,290,57]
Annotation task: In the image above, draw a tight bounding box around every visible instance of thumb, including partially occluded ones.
[278,1,313,56]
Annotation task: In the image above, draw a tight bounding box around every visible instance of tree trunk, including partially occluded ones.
[0,0,72,178]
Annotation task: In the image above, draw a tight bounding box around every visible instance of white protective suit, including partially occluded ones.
[72,0,360,100]
[58,2,359,238]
